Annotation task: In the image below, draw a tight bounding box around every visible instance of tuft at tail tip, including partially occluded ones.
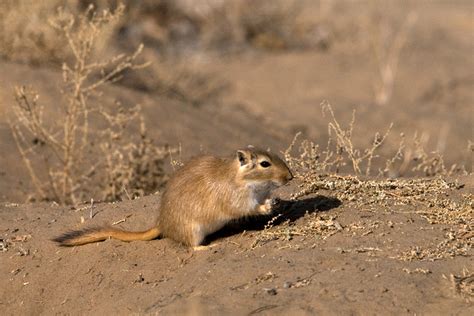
[52,227,103,246]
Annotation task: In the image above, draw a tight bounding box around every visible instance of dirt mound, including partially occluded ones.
[0,176,472,314]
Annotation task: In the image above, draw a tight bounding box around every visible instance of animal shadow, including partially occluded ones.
[206,195,342,244]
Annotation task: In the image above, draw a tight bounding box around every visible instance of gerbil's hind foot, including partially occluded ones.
[193,245,211,251]
[193,243,219,251]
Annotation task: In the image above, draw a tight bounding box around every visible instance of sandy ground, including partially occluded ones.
[0,177,473,315]
[0,1,473,315]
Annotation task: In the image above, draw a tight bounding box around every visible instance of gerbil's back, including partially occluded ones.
[163,156,229,198]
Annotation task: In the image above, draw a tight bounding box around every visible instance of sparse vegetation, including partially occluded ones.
[284,102,468,181]
[253,101,472,262]
[284,101,393,177]
[10,4,170,204]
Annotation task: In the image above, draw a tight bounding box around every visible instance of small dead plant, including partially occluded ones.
[10,4,170,204]
[100,111,171,202]
[284,101,393,178]
[382,132,467,177]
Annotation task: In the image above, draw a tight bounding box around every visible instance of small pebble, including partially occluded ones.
[263,287,277,295]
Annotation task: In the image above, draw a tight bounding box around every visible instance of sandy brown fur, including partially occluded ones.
[53,147,292,247]
[53,227,160,246]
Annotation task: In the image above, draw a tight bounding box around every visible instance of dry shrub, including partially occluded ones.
[284,101,393,178]
[285,101,468,183]
[99,109,170,202]
[382,132,468,177]
[10,4,171,204]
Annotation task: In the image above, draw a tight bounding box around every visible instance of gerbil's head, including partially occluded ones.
[235,146,293,186]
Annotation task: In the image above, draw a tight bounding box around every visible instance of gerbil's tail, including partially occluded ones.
[52,226,160,246]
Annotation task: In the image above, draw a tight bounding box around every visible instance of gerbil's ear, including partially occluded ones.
[237,150,249,166]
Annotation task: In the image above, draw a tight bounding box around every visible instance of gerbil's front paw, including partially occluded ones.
[260,198,281,215]
[269,197,282,210]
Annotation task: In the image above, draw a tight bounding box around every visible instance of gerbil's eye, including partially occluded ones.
[260,161,271,168]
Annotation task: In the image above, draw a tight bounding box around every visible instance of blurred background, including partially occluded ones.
[0,0,472,203]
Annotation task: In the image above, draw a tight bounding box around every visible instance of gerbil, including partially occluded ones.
[53,146,293,247]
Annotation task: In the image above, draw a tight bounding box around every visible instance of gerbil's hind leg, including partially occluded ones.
[190,223,222,251]
[189,223,206,248]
